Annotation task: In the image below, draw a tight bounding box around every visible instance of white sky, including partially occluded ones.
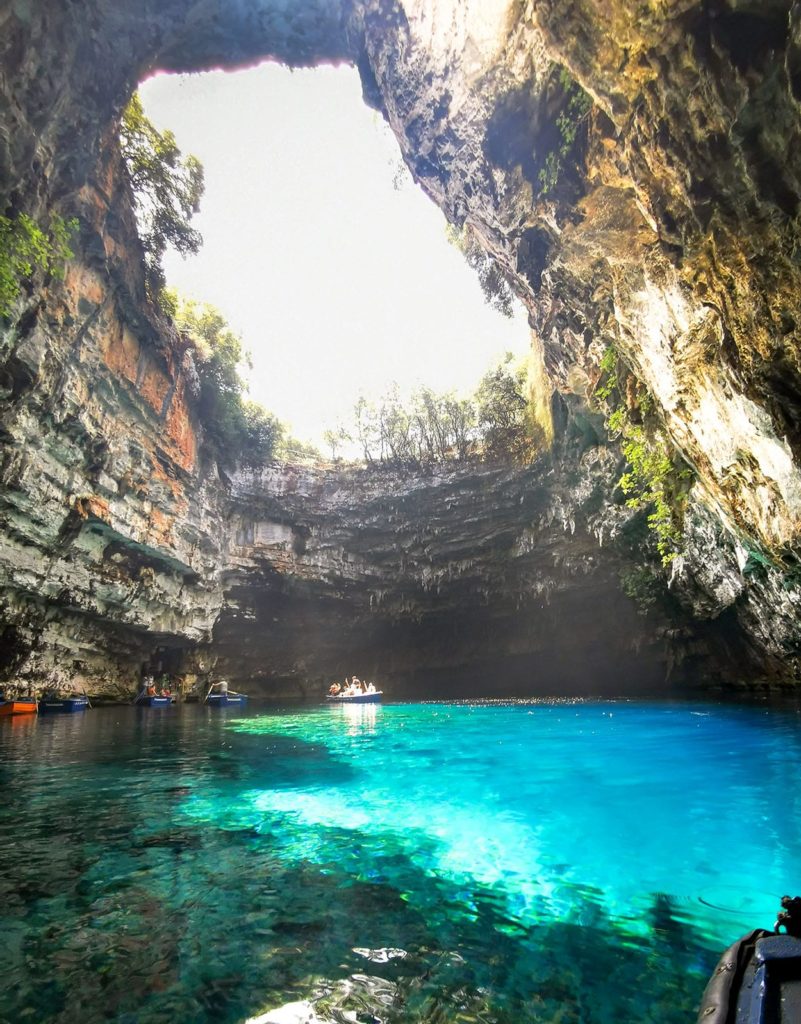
[140,62,529,446]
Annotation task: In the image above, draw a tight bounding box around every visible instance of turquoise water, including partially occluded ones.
[1,699,799,1023]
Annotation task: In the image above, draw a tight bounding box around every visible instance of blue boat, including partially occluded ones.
[38,694,89,713]
[134,694,174,708]
[326,691,382,704]
[205,692,248,708]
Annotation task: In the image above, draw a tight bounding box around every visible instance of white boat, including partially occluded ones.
[326,691,382,704]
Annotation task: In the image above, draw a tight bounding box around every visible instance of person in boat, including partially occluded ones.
[146,677,157,697]
[208,679,232,698]
[328,682,341,696]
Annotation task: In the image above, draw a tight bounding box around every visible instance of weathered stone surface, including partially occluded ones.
[210,454,693,698]
[1,0,801,694]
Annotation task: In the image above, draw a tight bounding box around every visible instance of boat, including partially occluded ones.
[0,696,38,716]
[205,692,248,708]
[38,694,90,713]
[326,691,382,704]
[697,895,801,1023]
[133,694,174,707]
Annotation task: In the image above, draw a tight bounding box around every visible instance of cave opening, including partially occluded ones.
[135,62,530,455]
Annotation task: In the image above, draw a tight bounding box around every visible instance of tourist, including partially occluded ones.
[329,682,341,696]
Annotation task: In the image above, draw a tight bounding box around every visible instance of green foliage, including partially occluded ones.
[335,354,539,469]
[119,93,205,297]
[594,345,619,401]
[0,212,77,316]
[619,566,663,615]
[475,354,541,459]
[445,224,516,318]
[277,433,322,464]
[537,67,592,197]
[741,543,774,580]
[241,401,285,470]
[617,423,691,564]
[169,294,282,470]
[323,428,348,462]
[597,347,692,564]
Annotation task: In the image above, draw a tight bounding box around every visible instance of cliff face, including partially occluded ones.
[213,453,712,699]
[1,0,801,694]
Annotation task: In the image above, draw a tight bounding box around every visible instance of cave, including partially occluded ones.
[1,0,801,701]
[7,5,801,1024]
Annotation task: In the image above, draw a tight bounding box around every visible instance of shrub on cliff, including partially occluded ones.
[537,68,593,197]
[445,223,516,318]
[169,295,282,470]
[594,346,693,564]
[119,93,204,297]
[475,354,540,459]
[0,212,77,317]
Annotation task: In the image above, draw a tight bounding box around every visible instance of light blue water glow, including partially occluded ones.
[1,699,799,1024]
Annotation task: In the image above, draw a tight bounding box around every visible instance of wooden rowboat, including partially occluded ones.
[205,692,248,708]
[0,697,38,716]
[38,695,90,713]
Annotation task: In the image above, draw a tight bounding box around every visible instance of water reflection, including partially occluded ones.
[334,702,380,736]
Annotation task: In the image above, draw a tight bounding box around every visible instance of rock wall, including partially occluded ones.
[1,0,800,694]
[211,453,707,699]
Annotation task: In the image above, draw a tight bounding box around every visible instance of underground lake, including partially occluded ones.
[1,697,798,1024]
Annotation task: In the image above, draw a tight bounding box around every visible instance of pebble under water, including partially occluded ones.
[1,698,799,1024]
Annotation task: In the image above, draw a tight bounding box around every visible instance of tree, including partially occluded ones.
[333,359,535,472]
[446,223,516,318]
[474,354,533,459]
[323,426,351,462]
[242,402,284,470]
[170,295,281,470]
[119,93,204,296]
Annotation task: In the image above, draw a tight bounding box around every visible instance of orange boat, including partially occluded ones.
[0,697,38,716]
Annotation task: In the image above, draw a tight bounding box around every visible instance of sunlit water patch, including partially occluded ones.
[0,699,799,1023]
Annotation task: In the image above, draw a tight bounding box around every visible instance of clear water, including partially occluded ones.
[1,699,799,1024]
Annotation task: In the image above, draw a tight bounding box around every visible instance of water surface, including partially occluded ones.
[1,699,798,1023]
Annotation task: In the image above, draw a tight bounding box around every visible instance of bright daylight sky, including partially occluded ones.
[140,63,529,448]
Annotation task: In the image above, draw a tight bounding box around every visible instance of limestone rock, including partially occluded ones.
[1,1,801,692]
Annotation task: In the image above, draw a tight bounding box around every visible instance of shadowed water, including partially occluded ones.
[1,699,799,1023]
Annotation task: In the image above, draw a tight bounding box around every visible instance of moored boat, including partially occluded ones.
[38,694,90,713]
[326,691,382,704]
[0,696,38,716]
[134,694,174,707]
